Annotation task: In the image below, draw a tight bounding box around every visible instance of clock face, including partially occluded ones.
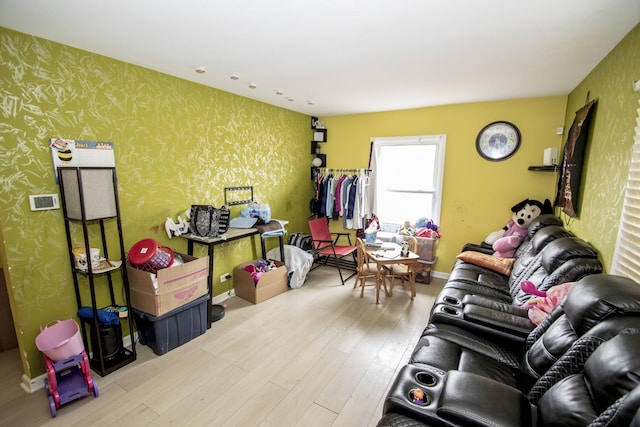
[476,121,521,161]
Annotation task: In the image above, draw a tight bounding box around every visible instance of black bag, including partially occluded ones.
[189,205,230,238]
[289,233,313,251]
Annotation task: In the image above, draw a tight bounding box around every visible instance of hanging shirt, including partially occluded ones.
[320,174,332,217]
[333,174,346,219]
[325,174,335,218]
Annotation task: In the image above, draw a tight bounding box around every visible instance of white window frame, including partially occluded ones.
[611,87,640,280]
[369,134,446,226]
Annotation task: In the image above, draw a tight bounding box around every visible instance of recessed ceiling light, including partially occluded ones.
[287,97,295,102]
[307,100,315,105]
[195,66,206,74]
[230,74,240,80]
[249,83,257,89]
[275,90,284,95]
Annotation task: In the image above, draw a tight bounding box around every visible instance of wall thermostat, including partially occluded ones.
[29,194,60,211]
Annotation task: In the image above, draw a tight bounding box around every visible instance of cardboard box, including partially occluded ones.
[127,253,209,316]
[234,260,288,304]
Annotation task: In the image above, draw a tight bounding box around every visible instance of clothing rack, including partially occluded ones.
[316,168,370,174]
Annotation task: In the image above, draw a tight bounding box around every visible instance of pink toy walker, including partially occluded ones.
[36,319,99,417]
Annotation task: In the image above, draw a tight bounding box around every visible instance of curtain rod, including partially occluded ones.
[317,168,370,172]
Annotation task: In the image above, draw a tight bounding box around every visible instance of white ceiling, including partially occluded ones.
[1,0,639,117]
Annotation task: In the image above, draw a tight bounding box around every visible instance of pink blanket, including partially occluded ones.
[522,282,575,325]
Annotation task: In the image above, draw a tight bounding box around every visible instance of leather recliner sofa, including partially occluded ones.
[429,218,602,343]
[411,274,640,390]
[378,275,640,426]
[382,330,640,426]
[376,215,640,427]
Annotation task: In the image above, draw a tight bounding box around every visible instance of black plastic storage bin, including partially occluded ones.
[133,294,209,355]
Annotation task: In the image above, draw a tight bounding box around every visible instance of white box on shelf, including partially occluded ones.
[543,147,558,166]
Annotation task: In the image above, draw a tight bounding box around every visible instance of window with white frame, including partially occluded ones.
[611,90,640,281]
[369,135,446,227]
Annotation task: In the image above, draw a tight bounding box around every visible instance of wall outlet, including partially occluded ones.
[220,273,230,283]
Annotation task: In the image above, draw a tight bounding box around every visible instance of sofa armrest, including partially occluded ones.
[462,294,529,317]
[437,371,535,427]
[461,242,494,255]
[462,304,535,337]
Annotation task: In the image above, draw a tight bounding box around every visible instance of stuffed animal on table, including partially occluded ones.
[488,198,552,258]
[400,240,411,257]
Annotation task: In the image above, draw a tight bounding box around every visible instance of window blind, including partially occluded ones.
[611,94,640,280]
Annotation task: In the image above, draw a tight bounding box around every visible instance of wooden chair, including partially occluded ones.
[308,217,357,285]
[386,236,418,298]
[355,238,384,297]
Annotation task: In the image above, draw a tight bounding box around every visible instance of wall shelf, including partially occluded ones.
[528,165,559,172]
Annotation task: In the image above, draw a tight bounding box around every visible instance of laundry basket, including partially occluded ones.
[35,319,84,362]
[129,239,174,274]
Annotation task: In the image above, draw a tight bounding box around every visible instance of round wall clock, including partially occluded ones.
[476,121,521,161]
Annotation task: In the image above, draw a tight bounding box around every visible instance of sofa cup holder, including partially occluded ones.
[441,305,461,316]
[442,295,461,306]
[415,371,438,387]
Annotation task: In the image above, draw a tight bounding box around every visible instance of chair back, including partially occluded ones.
[356,238,370,271]
[403,236,418,254]
[308,217,332,249]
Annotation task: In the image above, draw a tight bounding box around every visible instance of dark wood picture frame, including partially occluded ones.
[313,129,327,142]
[311,141,322,154]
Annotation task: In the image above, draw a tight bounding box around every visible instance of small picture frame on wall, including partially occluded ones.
[313,129,327,142]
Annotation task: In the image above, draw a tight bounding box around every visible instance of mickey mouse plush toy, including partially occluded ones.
[485,198,552,258]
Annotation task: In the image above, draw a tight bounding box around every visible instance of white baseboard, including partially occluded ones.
[431,270,449,280]
[212,289,234,305]
[21,372,44,393]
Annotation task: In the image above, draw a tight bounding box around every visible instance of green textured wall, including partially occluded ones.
[3,22,639,382]
[0,27,312,378]
[561,23,640,271]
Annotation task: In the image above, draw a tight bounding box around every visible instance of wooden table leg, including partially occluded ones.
[376,264,382,304]
[410,261,416,301]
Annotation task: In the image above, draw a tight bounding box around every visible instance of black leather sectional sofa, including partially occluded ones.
[376,215,640,426]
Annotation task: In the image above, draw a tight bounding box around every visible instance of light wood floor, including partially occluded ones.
[0,266,444,427]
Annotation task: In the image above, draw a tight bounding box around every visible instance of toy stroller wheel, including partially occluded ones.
[48,395,56,417]
[92,378,99,397]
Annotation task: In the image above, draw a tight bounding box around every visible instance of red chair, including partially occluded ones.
[308,217,357,285]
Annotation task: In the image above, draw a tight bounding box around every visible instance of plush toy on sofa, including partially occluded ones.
[521,280,575,324]
[488,198,553,258]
